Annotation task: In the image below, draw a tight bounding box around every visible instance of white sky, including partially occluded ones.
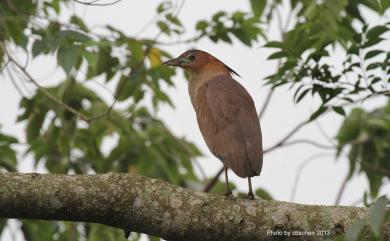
[1,1,389,240]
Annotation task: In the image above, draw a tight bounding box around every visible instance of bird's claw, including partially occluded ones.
[220,190,233,197]
[247,192,255,200]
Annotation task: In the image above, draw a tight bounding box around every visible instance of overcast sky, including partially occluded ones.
[1,1,389,240]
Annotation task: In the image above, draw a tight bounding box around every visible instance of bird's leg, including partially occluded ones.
[223,166,232,196]
[247,177,255,200]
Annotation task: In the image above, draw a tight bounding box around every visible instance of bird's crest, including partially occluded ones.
[225,65,241,78]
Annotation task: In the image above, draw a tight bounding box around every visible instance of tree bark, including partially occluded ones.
[0,172,387,241]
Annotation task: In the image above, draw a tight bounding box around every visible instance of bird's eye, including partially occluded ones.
[188,54,195,61]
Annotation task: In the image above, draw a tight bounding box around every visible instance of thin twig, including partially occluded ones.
[257,4,287,120]
[203,168,224,192]
[135,15,160,37]
[273,139,335,151]
[258,88,274,119]
[6,67,25,97]
[10,64,34,95]
[334,171,350,205]
[154,35,204,46]
[0,60,10,73]
[0,60,10,71]
[263,120,308,153]
[193,159,206,181]
[290,153,335,202]
[72,0,123,6]
[9,55,91,120]
[315,121,337,145]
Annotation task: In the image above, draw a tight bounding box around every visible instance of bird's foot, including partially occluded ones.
[247,192,255,200]
[220,190,233,197]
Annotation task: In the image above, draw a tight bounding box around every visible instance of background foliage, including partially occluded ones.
[0,0,389,240]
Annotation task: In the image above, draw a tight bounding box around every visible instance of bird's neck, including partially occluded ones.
[188,67,230,107]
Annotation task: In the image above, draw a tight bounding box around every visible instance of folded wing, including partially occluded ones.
[194,76,263,178]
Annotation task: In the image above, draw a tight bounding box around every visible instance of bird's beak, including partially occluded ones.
[162,57,190,67]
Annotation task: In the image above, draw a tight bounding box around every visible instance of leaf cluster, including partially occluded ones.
[328,196,389,241]
[337,102,390,198]
[263,1,390,121]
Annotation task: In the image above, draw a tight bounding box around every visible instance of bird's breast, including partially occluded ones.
[187,75,206,109]
[187,72,229,109]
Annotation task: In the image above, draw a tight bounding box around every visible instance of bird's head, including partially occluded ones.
[163,49,240,77]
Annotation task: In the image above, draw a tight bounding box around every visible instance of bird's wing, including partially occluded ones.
[195,76,263,178]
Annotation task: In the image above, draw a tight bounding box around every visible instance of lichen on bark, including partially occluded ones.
[0,172,387,241]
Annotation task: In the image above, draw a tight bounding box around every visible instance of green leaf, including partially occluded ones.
[196,20,208,31]
[366,25,388,39]
[214,11,227,22]
[309,105,328,122]
[157,21,170,35]
[250,0,267,17]
[87,223,127,241]
[94,46,119,80]
[344,219,365,241]
[290,0,299,9]
[57,44,80,74]
[21,220,58,241]
[296,88,311,103]
[26,112,46,143]
[0,45,3,67]
[209,181,236,194]
[32,40,46,58]
[332,106,346,116]
[364,0,385,13]
[0,131,18,144]
[0,130,18,171]
[304,2,318,20]
[336,108,366,145]
[263,41,284,48]
[157,1,172,13]
[366,62,382,70]
[70,15,88,32]
[346,145,359,178]
[57,30,91,42]
[268,51,288,59]
[369,196,388,237]
[129,40,145,63]
[166,13,183,27]
[364,50,383,60]
[255,188,273,200]
[381,0,390,10]
[0,219,6,235]
[147,235,160,241]
[363,37,385,48]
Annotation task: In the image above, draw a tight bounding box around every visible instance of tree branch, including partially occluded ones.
[258,88,274,119]
[1,172,387,241]
[280,139,335,150]
[203,167,224,192]
[72,0,124,6]
[334,171,350,205]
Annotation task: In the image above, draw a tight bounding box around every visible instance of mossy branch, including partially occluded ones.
[0,173,387,241]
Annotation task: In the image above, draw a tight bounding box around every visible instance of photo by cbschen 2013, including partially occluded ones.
[0,1,389,241]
